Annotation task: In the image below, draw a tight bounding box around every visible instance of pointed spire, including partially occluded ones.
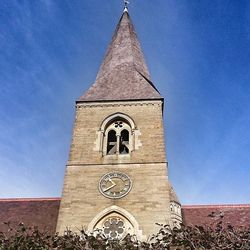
[123,0,129,13]
[169,183,181,204]
[78,10,162,102]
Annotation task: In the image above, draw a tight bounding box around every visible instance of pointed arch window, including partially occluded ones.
[89,208,140,240]
[119,130,129,154]
[95,113,141,156]
[104,120,131,155]
[105,121,130,155]
[107,130,117,155]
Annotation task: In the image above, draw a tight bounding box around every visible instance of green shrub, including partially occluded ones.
[0,221,249,249]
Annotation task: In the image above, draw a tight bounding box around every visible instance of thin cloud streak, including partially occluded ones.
[0,1,249,204]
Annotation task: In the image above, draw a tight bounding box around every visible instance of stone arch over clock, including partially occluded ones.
[94,113,142,155]
[88,205,143,240]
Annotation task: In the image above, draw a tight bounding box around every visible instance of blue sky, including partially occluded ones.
[0,0,249,205]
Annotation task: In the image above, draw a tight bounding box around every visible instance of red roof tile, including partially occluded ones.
[0,198,60,234]
[0,199,249,234]
[182,204,250,228]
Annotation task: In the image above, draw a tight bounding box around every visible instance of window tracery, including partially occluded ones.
[103,217,125,239]
[94,113,141,156]
[105,119,131,155]
[88,206,143,241]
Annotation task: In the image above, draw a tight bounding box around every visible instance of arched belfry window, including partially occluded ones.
[107,130,117,155]
[94,113,141,156]
[105,120,131,155]
[120,130,129,154]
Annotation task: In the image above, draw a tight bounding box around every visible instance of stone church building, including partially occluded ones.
[56,8,181,240]
[0,8,249,239]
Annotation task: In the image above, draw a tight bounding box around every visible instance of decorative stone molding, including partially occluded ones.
[100,113,136,131]
[93,112,142,155]
[87,205,144,240]
[170,202,182,227]
[76,100,162,110]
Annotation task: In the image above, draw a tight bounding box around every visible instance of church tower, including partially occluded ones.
[56,8,182,240]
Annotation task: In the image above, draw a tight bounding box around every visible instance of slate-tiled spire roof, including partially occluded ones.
[169,183,181,204]
[78,11,162,102]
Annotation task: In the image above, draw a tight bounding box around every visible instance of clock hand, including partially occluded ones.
[109,178,116,186]
[103,183,116,192]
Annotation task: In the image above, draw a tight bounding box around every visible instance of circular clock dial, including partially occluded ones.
[99,172,132,199]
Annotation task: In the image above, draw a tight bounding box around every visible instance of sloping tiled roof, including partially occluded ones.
[0,199,249,234]
[182,204,250,228]
[0,198,60,234]
[78,11,162,102]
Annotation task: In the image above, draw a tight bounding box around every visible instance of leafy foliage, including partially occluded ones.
[0,220,249,249]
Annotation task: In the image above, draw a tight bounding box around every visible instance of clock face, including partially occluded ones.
[99,172,132,199]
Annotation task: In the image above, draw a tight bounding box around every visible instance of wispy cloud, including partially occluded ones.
[0,1,249,204]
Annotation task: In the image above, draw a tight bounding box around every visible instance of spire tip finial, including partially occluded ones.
[123,0,129,13]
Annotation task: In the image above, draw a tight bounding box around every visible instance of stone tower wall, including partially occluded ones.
[67,100,166,165]
[57,100,172,238]
[57,162,171,238]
